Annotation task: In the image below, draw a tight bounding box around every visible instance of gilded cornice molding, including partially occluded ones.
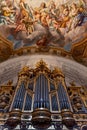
[0,33,87,66]
[0,33,13,61]
[0,33,13,49]
[71,36,87,58]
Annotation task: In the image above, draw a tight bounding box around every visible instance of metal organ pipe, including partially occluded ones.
[5,82,26,129]
[33,74,50,110]
[12,82,26,110]
[24,93,32,111]
[58,82,70,110]
[32,74,51,129]
[46,76,50,109]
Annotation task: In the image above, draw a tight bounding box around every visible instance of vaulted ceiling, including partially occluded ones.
[0,0,87,88]
[0,55,87,88]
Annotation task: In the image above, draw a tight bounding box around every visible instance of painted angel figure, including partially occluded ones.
[0,0,16,25]
[23,17,34,35]
[68,3,85,30]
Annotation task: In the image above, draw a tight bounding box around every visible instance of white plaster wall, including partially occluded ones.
[0,55,87,87]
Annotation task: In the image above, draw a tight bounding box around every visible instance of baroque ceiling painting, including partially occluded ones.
[0,0,87,64]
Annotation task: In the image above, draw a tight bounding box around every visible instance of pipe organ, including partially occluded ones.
[0,60,87,130]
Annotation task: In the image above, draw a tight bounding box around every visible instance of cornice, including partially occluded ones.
[0,33,13,49]
[0,33,87,66]
[0,33,13,61]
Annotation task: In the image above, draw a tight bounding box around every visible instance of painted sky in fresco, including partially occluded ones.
[14,0,63,6]
[14,0,81,7]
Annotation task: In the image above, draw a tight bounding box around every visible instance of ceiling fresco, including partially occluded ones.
[0,0,87,64]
